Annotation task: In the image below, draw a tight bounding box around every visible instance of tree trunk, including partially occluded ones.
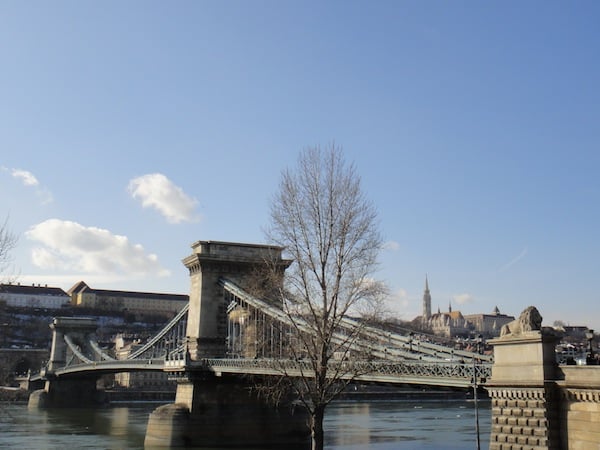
[311,405,325,450]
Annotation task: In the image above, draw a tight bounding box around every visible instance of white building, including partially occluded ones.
[0,283,70,309]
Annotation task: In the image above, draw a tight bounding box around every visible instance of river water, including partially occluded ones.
[0,398,490,449]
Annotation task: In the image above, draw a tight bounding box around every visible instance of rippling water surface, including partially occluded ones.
[0,398,490,449]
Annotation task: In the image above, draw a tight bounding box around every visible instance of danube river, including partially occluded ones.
[0,398,490,449]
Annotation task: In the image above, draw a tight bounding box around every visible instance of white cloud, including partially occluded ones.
[128,173,200,224]
[2,167,54,204]
[383,241,400,251]
[25,219,170,278]
[453,293,474,305]
[11,169,39,186]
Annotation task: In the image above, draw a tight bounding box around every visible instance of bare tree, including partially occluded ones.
[265,144,386,450]
[0,217,17,281]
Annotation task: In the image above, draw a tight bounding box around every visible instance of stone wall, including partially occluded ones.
[558,367,600,449]
[487,386,560,449]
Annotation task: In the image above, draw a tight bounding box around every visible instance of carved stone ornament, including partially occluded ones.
[500,306,543,337]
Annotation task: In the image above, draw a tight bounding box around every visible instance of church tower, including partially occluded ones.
[422,275,432,320]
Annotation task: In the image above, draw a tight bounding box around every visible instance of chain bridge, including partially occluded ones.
[32,276,491,390]
[26,240,496,448]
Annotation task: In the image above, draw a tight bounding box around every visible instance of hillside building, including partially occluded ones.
[426,303,472,338]
[68,281,188,319]
[0,283,70,309]
[463,307,515,337]
[416,277,515,338]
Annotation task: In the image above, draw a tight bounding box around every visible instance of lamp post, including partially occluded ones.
[409,332,414,353]
[473,334,483,450]
[586,329,595,365]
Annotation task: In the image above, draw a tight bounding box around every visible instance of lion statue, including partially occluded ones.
[500,306,543,337]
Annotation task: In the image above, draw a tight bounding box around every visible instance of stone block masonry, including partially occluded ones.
[487,387,557,450]
[559,386,600,449]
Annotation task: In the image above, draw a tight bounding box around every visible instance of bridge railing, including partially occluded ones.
[186,358,491,385]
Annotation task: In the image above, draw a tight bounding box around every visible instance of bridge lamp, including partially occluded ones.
[476,334,483,355]
[586,329,595,364]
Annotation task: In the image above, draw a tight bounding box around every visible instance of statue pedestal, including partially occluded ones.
[486,330,561,450]
[489,331,559,385]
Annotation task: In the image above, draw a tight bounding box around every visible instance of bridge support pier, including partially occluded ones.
[145,374,310,449]
[28,377,105,409]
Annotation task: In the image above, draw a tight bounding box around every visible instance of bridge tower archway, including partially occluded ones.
[182,240,290,359]
[47,317,97,372]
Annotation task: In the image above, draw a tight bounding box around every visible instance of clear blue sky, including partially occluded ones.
[1,1,599,329]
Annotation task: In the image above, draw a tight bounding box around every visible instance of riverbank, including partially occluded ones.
[0,387,176,404]
[0,387,29,402]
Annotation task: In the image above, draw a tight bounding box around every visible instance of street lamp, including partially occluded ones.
[409,332,414,353]
[471,355,481,450]
[476,334,483,355]
[473,334,483,450]
[586,329,595,365]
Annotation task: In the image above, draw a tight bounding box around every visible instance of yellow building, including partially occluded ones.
[68,281,188,319]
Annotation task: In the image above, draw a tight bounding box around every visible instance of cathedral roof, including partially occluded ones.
[448,311,464,320]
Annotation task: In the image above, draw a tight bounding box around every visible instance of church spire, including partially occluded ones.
[422,275,432,320]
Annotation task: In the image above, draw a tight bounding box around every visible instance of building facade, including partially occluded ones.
[0,283,70,309]
[68,281,188,319]
[463,306,515,338]
[417,277,514,338]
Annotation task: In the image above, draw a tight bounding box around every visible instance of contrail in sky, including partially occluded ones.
[498,247,528,272]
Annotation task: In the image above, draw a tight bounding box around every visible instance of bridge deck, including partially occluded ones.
[33,358,490,389]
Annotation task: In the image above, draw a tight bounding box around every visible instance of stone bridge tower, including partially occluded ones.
[47,317,97,372]
[146,240,308,448]
[181,240,291,359]
[29,317,101,409]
